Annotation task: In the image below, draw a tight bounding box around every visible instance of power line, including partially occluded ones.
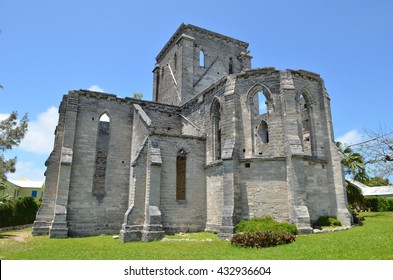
[347,131,393,147]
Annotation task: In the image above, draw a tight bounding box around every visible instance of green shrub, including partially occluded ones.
[235,216,298,235]
[365,197,393,212]
[0,201,15,227]
[231,231,296,248]
[315,216,342,227]
[346,180,365,211]
[14,196,39,225]
[0,197,38,228]
[388,199,393,211]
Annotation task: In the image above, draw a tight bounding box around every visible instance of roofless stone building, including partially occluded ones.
[32,24,352,241]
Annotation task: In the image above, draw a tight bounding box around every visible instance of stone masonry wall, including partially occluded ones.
[235,69,285,159]
[239,159,289,221]
[205,163,224,232]
[303,159,332,222]
[66,92,133,237]
[157,134,206,233]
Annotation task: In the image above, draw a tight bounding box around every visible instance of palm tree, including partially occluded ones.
[336,142,368,215]
[336,142,368,182]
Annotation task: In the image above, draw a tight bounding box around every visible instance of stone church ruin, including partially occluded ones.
[32,24,352,241]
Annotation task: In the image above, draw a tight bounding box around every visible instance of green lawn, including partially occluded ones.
[1,212,392,260]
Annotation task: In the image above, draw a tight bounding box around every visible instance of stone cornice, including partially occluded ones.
[237,67,279,79]
[74,89,181,114]
[289,69,321,82]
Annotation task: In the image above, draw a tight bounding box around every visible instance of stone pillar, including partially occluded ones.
[321,84,352,226]
[280,70,312,233]
[48,92,79,238]
[218,76,240,239]
[286,155,313,233]
[177,34,195,105]
[218,159,236,239]
[48,149,73,238]
[32,98,67,236]
[330,149,353,226]
[142,140,165,241]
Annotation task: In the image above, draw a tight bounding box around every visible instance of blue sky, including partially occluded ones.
[1,0,392,181]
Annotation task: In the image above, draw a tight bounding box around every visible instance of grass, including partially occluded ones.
[1,212,392,260]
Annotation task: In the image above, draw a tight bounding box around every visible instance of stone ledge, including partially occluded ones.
[312,226,351,234]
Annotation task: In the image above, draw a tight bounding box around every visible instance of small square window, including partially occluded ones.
[245,163,251,168]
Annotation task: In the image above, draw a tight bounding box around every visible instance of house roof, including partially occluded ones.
[8,179,44,189]
[347,179,393,196]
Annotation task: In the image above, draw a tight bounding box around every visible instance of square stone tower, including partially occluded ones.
[152,24,252,105]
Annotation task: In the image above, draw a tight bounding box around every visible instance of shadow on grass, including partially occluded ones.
[0,234,16,239]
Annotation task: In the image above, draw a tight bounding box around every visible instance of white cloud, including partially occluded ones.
[19,106,58,154]
[0,113,10,120]
[6,160,45,181]
[336,129,365,146]
[88,85,104,92]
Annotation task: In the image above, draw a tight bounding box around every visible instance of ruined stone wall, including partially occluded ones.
[66,91,133,236]
[291,70,328,159]
[303,159,332,222]
[156,134,206,233]
[239,159,289,221]
[35,24,352,240]
[180,79,226,139]
[205,163,223,232]
[142,105,182,135]
[235,69,285,159]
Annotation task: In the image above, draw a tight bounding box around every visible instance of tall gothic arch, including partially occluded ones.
[211,98,222,160]
[247,84,272,155]
[296,88,316,157]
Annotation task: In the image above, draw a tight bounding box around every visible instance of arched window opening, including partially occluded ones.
[229,57,233,74]
[258,121,269,144]
[176,149,187,200]
[212,100,222,160]
[252,91,267,115]
[298,93,312,156]
[199,50,205,68]
[93,113,111,202]
[154,68,160,102]
[248,86,272,155]
[99,113,110,122]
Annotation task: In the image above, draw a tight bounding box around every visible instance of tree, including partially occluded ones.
[132,93,143,99]
[336,141,368,182]
[363,176,390,187]
[0,112,28,183]
[358,128,393,180]
[336,142,368,214]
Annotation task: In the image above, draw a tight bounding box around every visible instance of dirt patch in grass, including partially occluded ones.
[0,230,31,242]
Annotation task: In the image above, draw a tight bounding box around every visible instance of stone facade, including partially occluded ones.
[32,24,352,241]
